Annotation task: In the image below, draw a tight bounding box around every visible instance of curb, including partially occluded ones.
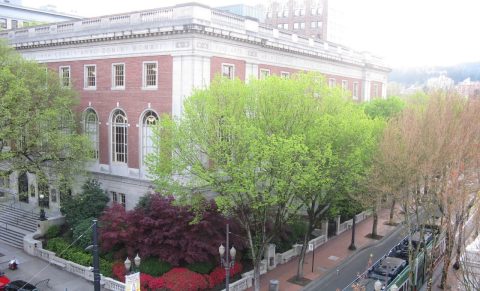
[303,222,405,290]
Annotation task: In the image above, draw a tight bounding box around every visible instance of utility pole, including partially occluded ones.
[93,219,100,291]
[348,215,357,250]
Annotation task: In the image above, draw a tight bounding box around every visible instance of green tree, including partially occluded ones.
[0,41,91,188]
[295,94,383,279]
[362,96,405,120]
[61,179,109,227]
[148,73,332,291]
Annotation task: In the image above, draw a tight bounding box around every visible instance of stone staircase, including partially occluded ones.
[0,203,39,248]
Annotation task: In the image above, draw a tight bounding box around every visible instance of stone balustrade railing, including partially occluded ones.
[0,3,385,68]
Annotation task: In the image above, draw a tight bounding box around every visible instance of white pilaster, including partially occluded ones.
[363,80,371,102]
[172,55,211,117]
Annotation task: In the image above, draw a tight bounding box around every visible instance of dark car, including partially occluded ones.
[4,281,38,291]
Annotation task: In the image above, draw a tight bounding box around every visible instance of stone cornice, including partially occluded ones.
[7,24,391,72]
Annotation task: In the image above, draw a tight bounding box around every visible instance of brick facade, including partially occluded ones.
[47,55,173,169]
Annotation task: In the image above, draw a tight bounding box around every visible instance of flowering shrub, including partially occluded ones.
[140,273,153,291]
[148,277,166,290]
[112,261,126,282]
[162,268,209,291]
[206,262,243,289]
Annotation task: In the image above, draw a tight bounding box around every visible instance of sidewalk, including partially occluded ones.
[0,242,93,291]
[247,208,400,291]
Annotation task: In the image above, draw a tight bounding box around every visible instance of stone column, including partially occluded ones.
[335,215,341,235]
[322,220,329,241]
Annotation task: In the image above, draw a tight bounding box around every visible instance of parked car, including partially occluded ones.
[4,280,38,291]
[0,272,10,291]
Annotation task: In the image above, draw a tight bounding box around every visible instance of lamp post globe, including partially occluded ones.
[134,254,141,268]
[219,244,225,257]
[390,284,399,291]
[124,257,131,273]
[230,246,236,259]
[374,280,382,291]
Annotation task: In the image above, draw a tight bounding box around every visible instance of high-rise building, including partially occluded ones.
[264,0,346,44]
[0,3,389,211]
[0,0,81,30]
[217,4,266,22]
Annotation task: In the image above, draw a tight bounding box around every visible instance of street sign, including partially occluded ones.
[125,272,140,291]
[309,243,314,251]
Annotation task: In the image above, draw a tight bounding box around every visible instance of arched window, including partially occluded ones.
[141,111,158,165]
[112,109,128,163]
[84,109,99,159]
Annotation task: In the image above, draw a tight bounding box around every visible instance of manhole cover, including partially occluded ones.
[328,255,339,261]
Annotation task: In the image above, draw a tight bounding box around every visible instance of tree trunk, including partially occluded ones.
[371,207,378,238]
[389,198,396,225]
[453,215,465,270]
[440,229,453,289]
[296,218,314,280]
[253,260,261,291]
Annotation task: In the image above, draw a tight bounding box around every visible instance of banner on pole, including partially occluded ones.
[125,272,140,291]
[308,243,314,251]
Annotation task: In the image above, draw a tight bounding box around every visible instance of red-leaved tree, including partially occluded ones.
[100,195,245,266]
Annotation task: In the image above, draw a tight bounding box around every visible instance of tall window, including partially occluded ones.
[222,64,235,80]
[59,66,70,87]
[111,191,125,208]
[280,71,290,79]
[84,109,99,159]
[143,62,157,88]
[111,191,118,203]
[259,69,270,80]
[141,111,158,166]
[353,82,359,100]
[112,109,128,163]
[328,78,336,87]
[84,65,96,89]
[112,63,125,89]
[342,80,348,91]
[373,84,379,97]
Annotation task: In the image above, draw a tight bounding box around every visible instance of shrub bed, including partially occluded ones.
[45,237,113,277]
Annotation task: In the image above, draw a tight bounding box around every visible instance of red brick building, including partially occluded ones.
[0,3,389,210]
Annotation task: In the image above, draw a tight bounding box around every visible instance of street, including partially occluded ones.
[0,242,93,291]
[304,225,406,291]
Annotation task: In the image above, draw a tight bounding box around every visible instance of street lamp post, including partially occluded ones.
[125,254,141,274]
[219,224,236,291]
[39,194,46,221]
[92,219,101,291]
[348,214,357,250]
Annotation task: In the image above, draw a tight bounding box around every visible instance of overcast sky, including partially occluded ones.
[22,0,480,68]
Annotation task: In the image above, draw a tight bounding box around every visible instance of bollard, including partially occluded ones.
[269,279,279,291]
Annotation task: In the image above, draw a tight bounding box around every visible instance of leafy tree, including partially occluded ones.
[72,217,94,249]
[61,179,109,227]
[0,41,91,188]
[363,96,405,120]
[293,92,383,279]
[147,73,337,290]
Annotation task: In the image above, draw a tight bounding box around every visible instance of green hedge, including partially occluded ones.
[186,261,215,274]
[138,257,172,277]
[45,225,61,239]
[45,237,112,278]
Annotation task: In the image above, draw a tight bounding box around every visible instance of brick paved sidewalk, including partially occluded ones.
[247,208,400,291]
